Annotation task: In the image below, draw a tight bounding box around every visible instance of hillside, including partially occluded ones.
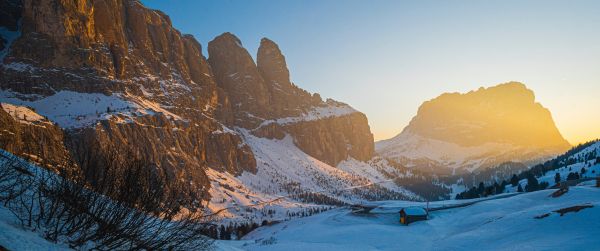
[461,140,600,198]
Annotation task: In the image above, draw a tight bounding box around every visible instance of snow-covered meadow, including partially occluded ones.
[220,185,600,251]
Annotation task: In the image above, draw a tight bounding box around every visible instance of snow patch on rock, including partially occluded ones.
[0,90,184,129]
[1,103,46,125]
[258,101,358,128]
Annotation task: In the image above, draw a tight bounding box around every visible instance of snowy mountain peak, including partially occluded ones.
[377,82,571,173]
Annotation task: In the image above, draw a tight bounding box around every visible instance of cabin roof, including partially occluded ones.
[401,207,427,216]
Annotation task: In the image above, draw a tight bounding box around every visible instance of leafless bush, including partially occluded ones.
[0,149,214,250]
[0,152,35,202]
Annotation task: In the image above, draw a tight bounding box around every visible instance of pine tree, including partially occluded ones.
[494,182,502,194]
[485,185,494,197]
[525,174,539,192]
[219,225,227,240]
[517,184,524,192]
[477,182,485,195]
[567,172,580,181]
[554,173,561,184]
[510,174,519,187]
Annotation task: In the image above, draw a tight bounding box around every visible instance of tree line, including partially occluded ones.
[456,139,599,200]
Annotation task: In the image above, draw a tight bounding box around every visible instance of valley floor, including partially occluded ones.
[219,185,600,251]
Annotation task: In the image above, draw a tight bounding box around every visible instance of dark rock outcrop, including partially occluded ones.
[0,0,21,31]
[208,34,322,127]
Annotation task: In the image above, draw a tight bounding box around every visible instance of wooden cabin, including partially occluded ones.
[399,207,428,225]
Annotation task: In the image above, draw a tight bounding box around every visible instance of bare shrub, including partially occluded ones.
[0,148,214,250]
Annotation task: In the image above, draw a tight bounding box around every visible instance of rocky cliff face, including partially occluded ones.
[377,82,571,173]
[281,112,374,164]
[257,38,322,118]
[4,0,217,109]
[252,108,374,165]
[208,33,271,127]
[208,32,373,166]
[207,33,322,128]
[0,0,260,204]
[0,103,70,170]
[0,0,375,209]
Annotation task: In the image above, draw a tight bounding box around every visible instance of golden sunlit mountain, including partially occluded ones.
[377,82,571,173]
[408,82,569,148]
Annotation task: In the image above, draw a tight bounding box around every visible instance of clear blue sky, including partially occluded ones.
[142,0,600,143]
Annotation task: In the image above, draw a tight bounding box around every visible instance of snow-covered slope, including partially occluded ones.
[257,100,357,128]
[226,185,600,250]
[377,130,558,174]
[1,102,47,125]
[0,204,71,250]
[506,141,600,193]
[205,130,419,223]
[377,131,520,171]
